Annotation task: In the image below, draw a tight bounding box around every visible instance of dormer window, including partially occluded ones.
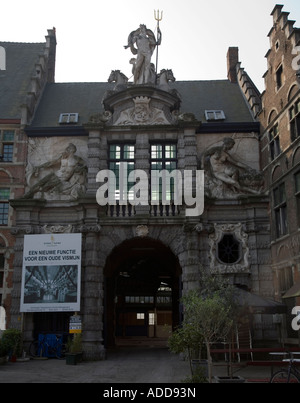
[205,110,226,121]
[59,113,79,124]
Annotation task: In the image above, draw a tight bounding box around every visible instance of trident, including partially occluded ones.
[154,9,163,78]
[154,9,163,24]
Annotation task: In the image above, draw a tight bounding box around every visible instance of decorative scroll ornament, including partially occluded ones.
[209,223,250,274]
[42,224,73,234]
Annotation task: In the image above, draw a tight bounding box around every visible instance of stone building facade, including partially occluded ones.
[4,19,278,359]
[260,5,300,343]
[4,7,299,357]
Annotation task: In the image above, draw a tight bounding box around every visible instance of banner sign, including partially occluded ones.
[20,233,82,312]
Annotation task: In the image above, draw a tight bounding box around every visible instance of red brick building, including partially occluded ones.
[260,5,300,342]
[0,29,56,327]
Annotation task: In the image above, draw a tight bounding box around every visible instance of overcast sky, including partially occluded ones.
[1,0,300,92]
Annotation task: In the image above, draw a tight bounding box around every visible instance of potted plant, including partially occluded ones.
[182,291,235,383]
[66,333,83,365]
[0,338,8,364]
[169,274,244,383]
[1,329,22,362]
[168,322,208,382]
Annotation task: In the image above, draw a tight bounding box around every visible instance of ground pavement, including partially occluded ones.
[0,347,272,384]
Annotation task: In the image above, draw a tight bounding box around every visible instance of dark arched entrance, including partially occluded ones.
[104,237,182,347]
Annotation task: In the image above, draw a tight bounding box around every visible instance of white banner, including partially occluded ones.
[20,233,81,312]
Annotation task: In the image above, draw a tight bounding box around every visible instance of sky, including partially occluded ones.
[1,0,300,92]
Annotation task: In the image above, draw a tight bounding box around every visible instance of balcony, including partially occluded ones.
[106,201,181,218]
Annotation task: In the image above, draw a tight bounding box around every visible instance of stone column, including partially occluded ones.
[81,224,105,360]
[134,132,150,215]
[181,125,202,293]
[183,126,198,198]
[9,230,26,330]
[86,128,103,197]
[181,225,202,294]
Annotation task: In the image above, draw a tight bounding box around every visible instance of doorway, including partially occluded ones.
[104,237,182,347]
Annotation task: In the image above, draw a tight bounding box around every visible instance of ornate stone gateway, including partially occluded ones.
[104,237,181,347]
[9,17,275,359]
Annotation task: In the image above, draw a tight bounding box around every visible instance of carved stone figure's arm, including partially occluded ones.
[36,155,62,171]
[226,153,249,170]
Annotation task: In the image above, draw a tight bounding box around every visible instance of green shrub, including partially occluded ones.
[0,339,8,357]
[67,333,82,353]
[1,329,22,357]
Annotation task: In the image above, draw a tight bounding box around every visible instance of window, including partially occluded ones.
[0,130,14,162]
[278,267,293,294]
[295,171,300,227]
[150,143,177,202]
[217,234,241,264]
[269,124,281,160]
[0,188,9,225]
[125,296,154,304]
[274,183,288,238]
[156,283,172,305]
[58,113,79,124]
[205,110,226,121]
[289,99,300,142]
[276,65,283,90]
[108,144,135,201]
[136,313,145,320]
[149,313,155,325]
[156,295,172,305]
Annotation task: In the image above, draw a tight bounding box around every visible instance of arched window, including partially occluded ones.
[268,109,277,125]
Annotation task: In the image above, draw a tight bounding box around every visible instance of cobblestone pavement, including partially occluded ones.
[0,347,272,384]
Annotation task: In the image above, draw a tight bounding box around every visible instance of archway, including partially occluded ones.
[104,237,182,347]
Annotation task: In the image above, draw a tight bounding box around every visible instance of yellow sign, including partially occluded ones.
[69,315,82,334]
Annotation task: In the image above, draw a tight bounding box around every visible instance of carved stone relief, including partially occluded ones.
[114,96,170,126]
[135,225,149,237]
[23,138,88,201]
[201,137,264,199]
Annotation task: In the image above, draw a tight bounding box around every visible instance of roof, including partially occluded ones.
[172,80,255,123]
[29,79,255,130]
[31,82,112,127]
[283,281,300,299]
[0,42,45,119]
[235,288,286,314]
